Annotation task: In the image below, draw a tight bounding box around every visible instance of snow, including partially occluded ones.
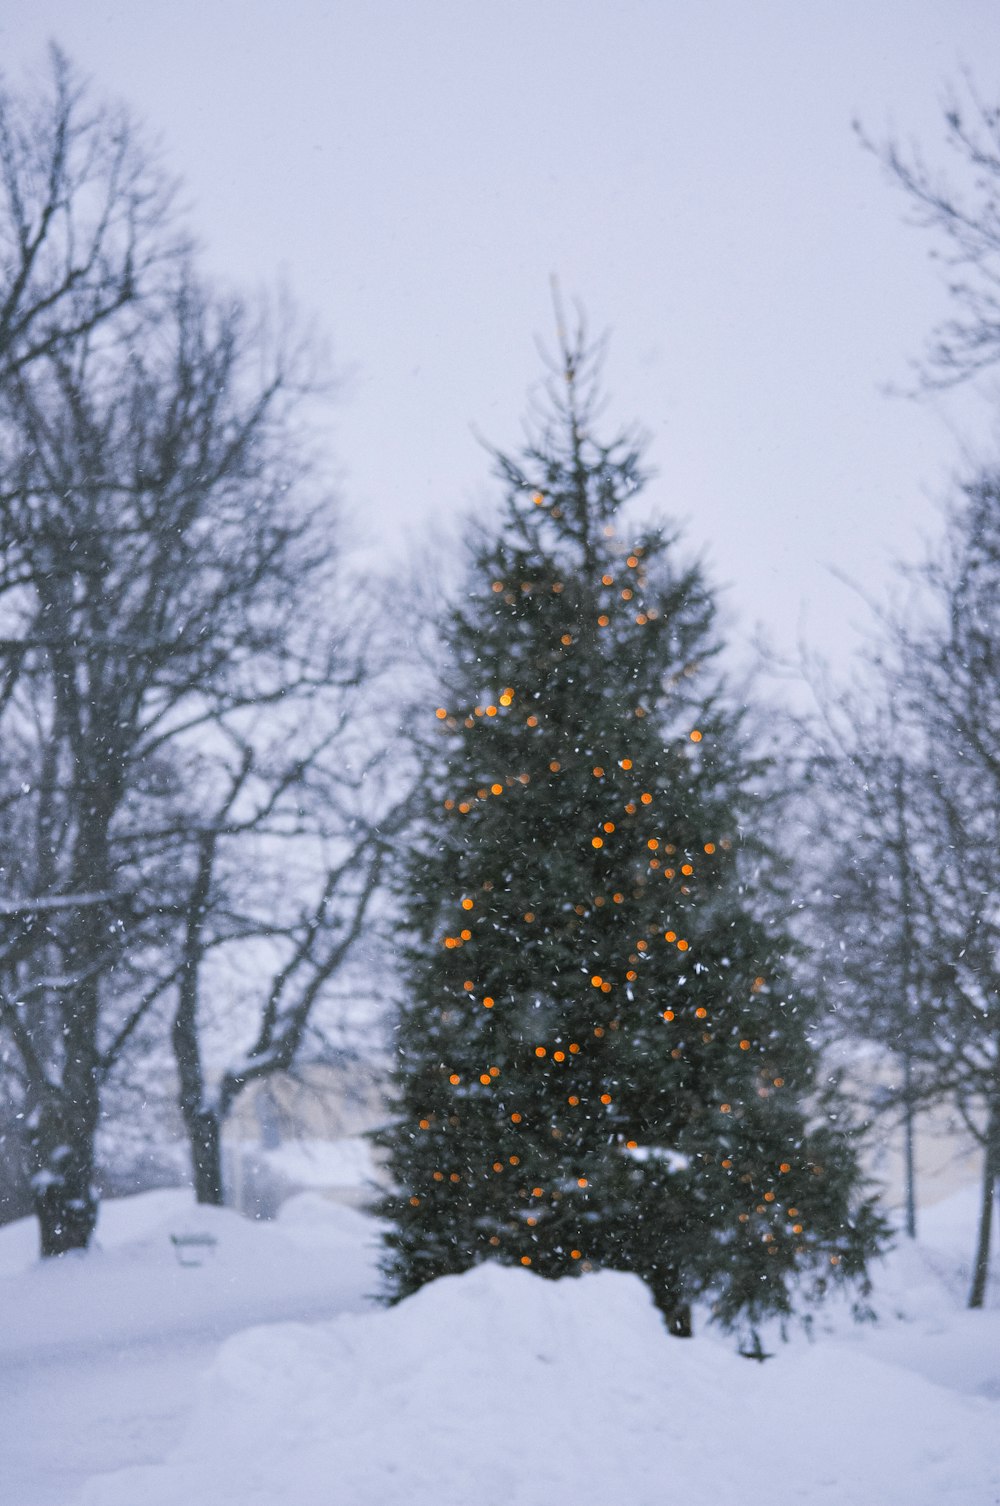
[260,1134,375,1189]
[1,1185,997,1506]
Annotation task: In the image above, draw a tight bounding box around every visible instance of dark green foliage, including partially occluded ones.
[377,335,886,1334]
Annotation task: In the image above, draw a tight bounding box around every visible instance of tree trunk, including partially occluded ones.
[968,1113,997,1309]
[902,1049,917,1240]
[644,1271,693,1336]
[661,1302,693,1338]
[188,1109,225,1206]
[29,1097,99,1256]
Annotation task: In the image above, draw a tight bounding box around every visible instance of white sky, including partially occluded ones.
[2,0,998,667]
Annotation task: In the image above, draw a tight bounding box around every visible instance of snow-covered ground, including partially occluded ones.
[2,1182,997,1506]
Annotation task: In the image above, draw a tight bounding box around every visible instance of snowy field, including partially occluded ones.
[2,1178,998,1506]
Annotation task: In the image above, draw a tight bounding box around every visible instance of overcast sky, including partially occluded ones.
[2,1,998,668]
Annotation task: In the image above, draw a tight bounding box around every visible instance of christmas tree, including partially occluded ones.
[378,330,885,1338]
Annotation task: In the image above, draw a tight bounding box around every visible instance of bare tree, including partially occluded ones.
[860,76,1000,388]
[0,65,383,1250]
[164,705,405,1206]
[797,475,1000,1305]
[0,47,183,387]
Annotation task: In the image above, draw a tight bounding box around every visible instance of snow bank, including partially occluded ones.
[78,1247,1000,1506]
[0,1188,378,1367]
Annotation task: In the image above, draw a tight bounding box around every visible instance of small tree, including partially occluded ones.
[378,331,884,1337]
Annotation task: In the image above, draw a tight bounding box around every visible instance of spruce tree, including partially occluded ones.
[379,333,885,1337]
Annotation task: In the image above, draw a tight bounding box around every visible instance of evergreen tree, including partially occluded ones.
[379,333,885,1337]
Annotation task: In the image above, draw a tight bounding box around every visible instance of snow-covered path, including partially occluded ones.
[0,1191,379,1506]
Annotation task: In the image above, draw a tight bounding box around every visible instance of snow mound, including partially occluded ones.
[78,1257,1000,1506]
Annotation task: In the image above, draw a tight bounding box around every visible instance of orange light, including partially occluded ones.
[591,836,603,850]
[419,1119,430,1129]
[600,981,611,993]
[613,892,624,903]
[793,1223,803,1234]
[461,898,474,911]
[568,1095,580,1106]
[570,1248,582,1259]
[677,939,689,951]
[662,1009,674,1021]
[463,980,474,992]
[591,975,603,988]
[621,758,633,770]
[527,715,539,727]
[532,492,544,505]
[493,1161,503,1172]
[535,1046,547,1057]
[636,940,648,952]
[569,1043,580,1053]
[627,555,639,568]
[664,931,676,943]
[594,1026,605,1037]
[523,911,535,922]
[553,1050,566,1062]
[602,574,614,585]
[458,802,471,813]
[492,581,504,592]
[600,1093,612,1105]
[460,929,471,941]
[549,759,561,772]
[603,822,616,833]
[773,1077,785,1087]
[491,782,503,795]
[449,1074,460,1084]
[433,1171,444,1181]
[532,1186,543,1197]
[681,864,693,876]
[621,588,633,601]
[720,1103,732,1114]
[450,1172,460,1183]
[483,997,495,1008]
[479,1073,491,1085]
[577,1177,589,1187]
[511,1112,522,1123]
[521,1255,532,1266]
[560,634,572,646]
[704,842,715,854]
[640,792,653,805]
[598,614,610,627]
[739,1039,751,1050]
[593,765,605,777]
[695,1007,707,1019]
[489,1235,500,1246]
[647,838,659,851]
[721,1159,732,1169]
[689,730,702,742]
[626,1140,638,1149]
[626,969,637,981]
[435,708,447,719]
[509,1155,520,1165]
[780,1162,791,1173]
[444,799,455,810]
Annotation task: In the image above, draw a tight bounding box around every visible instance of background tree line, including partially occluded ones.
[0,49,996,1320]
